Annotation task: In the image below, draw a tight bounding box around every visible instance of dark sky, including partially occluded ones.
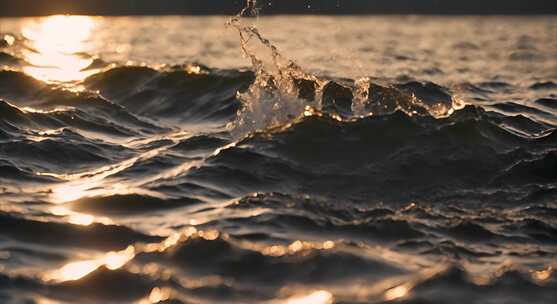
[0,0,556,16]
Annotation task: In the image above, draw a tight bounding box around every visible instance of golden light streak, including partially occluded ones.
[148,287,171,303]
[533,266,553,282]
[284,290,334,304]
[44,246,135,282]
[21,15,98,82]
[384,284,411,301]
[50,205,112,226]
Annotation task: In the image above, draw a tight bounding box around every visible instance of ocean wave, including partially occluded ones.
[67,193,201,215]
[84,65,253,123]
[1,13,556,303]
[0,212,162,250]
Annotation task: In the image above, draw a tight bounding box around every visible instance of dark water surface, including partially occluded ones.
[0,15,556,303]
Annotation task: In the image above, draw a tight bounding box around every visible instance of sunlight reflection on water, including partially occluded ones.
[21,15,98,82]
[384,284,410,301]
[283,290,334,304]
[50,205,112,226]
[44,245,135,282]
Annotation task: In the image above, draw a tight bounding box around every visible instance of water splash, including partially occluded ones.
[353,76,371,116]
[227,0,324,135]
[227,1,461,136]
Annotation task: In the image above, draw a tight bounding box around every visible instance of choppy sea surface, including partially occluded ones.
[0,15,557,304]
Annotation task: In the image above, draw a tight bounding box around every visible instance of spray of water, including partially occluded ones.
[226,0,326,135]
[227,0,460,135]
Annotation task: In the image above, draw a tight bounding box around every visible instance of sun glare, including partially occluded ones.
[285,290,334,304]
[384,284,410,301]
[21,15,98,82]
[44,246,135,282]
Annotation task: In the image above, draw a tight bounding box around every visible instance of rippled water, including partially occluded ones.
[0,14,556,304]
